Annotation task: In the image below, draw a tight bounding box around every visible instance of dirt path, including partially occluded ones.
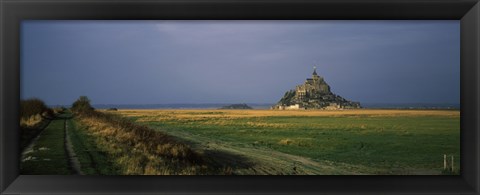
[21,130,45,159]
[20,118,74,174]
[64,119,84,175]
[164,130,374,175]
[21,120,51,158]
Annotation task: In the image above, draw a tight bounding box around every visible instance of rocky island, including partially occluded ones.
[219,103,253,110]
[272,67,361,110]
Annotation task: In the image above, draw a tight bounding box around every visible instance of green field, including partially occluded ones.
[118,109,460,175]
[20,109,460,175]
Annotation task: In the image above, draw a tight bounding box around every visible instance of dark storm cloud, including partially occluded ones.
[21,20,459,105]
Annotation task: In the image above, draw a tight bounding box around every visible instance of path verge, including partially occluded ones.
[64,118,84,175]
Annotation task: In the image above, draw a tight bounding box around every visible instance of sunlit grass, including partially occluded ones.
[117,109,460,175]
[74,111,222,175]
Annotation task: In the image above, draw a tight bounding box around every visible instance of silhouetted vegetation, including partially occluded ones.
[71,96,94,114]
[20,98,52,119]
[20,98,53,150]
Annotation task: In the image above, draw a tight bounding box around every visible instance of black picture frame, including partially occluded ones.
[1,0,479,194]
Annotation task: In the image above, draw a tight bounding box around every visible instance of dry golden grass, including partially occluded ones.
[20,114,43,128]
[278,138,293,145]
[110,109,459,131]
[115,109,459,122]
[76,111,209,175]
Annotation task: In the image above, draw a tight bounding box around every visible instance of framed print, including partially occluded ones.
[1,0,479,194]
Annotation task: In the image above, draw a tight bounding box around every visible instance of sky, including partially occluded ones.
[21,20,460,105]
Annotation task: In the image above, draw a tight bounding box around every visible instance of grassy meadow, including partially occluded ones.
[115,109,460,175]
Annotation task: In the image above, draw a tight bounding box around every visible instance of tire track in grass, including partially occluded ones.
[64,115,120,175]
[157,129,373,175]
[68,119,99,174]
[64,118,84,175]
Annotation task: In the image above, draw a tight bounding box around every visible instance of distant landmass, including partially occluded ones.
[219,104,253,110]
[47,103,459,110]
[81,103,273,110]
[272,67,361,110]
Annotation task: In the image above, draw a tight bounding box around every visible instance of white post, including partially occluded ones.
[444,154,447,170]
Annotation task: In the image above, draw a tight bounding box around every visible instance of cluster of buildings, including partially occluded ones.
[272,67,361,110]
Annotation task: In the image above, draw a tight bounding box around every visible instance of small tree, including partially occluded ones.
[71,96,94,114]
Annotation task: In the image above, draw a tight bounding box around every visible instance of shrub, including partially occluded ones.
[19,98,52,149]
[71,96,94,114]
[20,98,50,119]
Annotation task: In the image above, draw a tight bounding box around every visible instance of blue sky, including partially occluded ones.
[21,20,459,105]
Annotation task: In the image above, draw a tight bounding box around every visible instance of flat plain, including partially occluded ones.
[115,109,460,175]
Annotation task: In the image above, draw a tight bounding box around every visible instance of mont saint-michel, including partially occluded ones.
[273,67,361,110]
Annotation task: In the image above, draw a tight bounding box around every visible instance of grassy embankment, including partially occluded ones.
[72,111,214,175]
[118,109,460,175]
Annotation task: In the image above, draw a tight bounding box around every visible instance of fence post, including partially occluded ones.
[451,155,454,172]
[444,154,447,170]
